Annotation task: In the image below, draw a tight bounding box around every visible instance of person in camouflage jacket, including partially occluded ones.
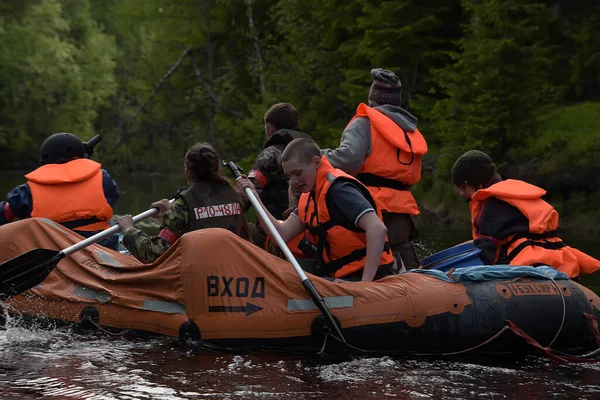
[117,143,249,263]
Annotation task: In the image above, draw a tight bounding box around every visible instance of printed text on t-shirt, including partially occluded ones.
[193,203,241,219]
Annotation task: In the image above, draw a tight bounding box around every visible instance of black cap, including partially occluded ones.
[39,133,86,165]
[451,150,496,187]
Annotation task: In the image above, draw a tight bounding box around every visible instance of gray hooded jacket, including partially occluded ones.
[323,105,418,176]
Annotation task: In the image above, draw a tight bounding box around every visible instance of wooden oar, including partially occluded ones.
[223,160,347,344]
[0,200,174,301]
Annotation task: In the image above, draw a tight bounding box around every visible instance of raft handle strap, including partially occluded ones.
[327,324,511,356]
[505,320,600,363]
[584,312,600,345]
[539,267,566,349]
[319,333,329,355]
[80,314,133,337]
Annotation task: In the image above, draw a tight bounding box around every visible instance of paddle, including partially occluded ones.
[223,160,347,344]
[0,200,174,301]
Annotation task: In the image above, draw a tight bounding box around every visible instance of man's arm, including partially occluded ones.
[121,198,188,263]
[101,169,120,208]
[356,211,388,282]
[322,118,371,176]
[235,176,304,242]
[246,146,283,208]
[0,183,33,225]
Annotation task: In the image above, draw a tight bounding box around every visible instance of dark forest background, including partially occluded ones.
[1,0,598,232]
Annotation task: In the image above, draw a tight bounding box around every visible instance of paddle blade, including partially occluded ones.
[0,249,61,301]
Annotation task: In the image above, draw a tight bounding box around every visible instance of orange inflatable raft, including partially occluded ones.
[1,218,600,357]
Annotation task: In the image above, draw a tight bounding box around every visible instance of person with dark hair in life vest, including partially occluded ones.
[116,142,249,263]
[245,102,314,251]
[0,133,120,249]
[452,150,600,278]
[236,138,396,282]
[322,68,427,271]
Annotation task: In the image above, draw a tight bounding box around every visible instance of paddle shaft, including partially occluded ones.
[61,199,174,258]
[223,161,346,343]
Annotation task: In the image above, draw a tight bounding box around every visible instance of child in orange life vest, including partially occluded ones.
[117,143,249,263]
[0,133,120,249]
[451,150,600,278]
[235,138,396,282]
[322,68,427,270]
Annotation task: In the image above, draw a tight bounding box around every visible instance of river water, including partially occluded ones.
[1,170,600,399]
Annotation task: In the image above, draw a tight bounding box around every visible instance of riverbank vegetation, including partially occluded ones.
[0,0,598,233]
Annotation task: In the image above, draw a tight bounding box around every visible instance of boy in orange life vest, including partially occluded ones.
[452,150,600,278]
[235,138,396,282]
[0,133,120,249]
[322,68,427,270]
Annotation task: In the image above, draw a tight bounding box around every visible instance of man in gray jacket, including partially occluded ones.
[322,68,428,270]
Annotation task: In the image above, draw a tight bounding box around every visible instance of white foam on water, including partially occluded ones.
[233,355,244,363]
[408,391,432,398]
[9,376,119,400]
[318,356,397,383]
[457,362,518,375]
[79,361,98,370]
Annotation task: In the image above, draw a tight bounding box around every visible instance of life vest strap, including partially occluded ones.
[356,173,411,191]
[397,134,415,166]
[61,217,105,230]
[307,221,336,269]
[522,230,558,240]
[319,247,367,275]
[499,232,566,264]
[307,219,337,236]
[318,241,392,276]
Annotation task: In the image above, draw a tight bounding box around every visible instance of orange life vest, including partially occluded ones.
[264,233,306,259]
[298,157,394,278]
[25,159,113,232]
[470,180,600,278]
[349,103,428,215]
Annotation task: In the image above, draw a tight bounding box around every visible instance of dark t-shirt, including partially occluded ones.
[292,180,375,230]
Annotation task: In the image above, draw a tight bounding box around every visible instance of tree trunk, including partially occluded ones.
[246,0,266,97]
[114,46,191,149]
[205,0,216,146]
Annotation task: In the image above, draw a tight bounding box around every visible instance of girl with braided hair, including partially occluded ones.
[117,142,249,263]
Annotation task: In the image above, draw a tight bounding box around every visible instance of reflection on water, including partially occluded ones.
[2,320,600,400]
[2,170,600,398]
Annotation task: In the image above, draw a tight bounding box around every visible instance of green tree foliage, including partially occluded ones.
[0,0,116,165]
[0,0,598,227]
[424,1,564,165]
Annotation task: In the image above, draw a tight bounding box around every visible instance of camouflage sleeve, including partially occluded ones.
[160,197,189,238]
[122,198,189,264]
